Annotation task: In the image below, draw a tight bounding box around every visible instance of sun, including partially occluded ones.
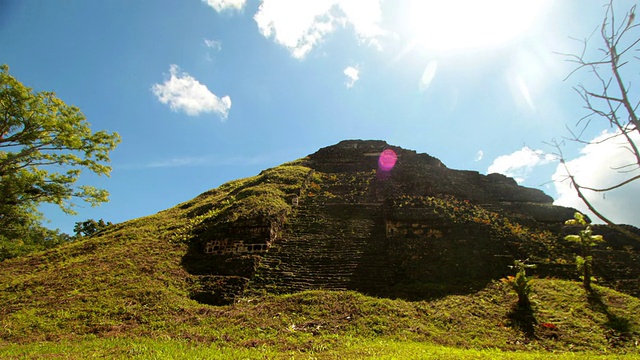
[406,0,550,53]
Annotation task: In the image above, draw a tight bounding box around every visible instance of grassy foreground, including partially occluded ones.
[1,282,639,358]
[1,337,638,359]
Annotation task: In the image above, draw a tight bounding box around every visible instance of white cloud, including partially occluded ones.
[488,146,556,183]
[343,66,359,88]
[204,38,222,50]
[254,0,384,59]
[475,150,484,162]
[146,154,268,168]
[151,65,231,118]
[334,0,384,48]
[552,130,640,227]
[202,0,246,12]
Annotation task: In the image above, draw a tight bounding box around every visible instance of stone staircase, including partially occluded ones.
[249,198,393,296]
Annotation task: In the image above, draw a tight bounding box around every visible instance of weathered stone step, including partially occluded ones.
[248,197,391,296]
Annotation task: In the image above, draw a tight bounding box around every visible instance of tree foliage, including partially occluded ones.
[554,1,640,240]
[0,224,72,261]
[73,218,113,238]
[0,64,120,244]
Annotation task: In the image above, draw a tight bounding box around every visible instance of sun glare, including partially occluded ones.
[407,0,549,52]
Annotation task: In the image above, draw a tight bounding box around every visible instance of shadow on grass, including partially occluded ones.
[384,280,497,302]
[507,304,537,339]
[587,288,632,346]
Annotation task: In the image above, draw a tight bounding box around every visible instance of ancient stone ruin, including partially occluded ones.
[203,223,275,255]
[182,140,640,305]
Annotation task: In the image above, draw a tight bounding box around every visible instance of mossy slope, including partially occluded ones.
[0,161,312,341]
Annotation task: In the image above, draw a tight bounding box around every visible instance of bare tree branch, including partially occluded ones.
[553,142,640,242]
[555,0,640,240]
[578,174,640,192]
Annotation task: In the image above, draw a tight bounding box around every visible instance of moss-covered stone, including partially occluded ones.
[176,140,640,303]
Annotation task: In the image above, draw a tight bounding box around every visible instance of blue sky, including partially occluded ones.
[1,0,639,232]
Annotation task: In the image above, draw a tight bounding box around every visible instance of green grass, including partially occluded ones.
[1,337,639,359]
[1,282,638,355]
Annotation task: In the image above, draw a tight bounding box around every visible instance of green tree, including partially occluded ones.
[565,212,605,291]
[73,218,113,238]
[0,64,120,243]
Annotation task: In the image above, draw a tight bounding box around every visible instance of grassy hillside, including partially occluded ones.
[1,159,639,357]
[0,283,639,357]
[0,162,312,341]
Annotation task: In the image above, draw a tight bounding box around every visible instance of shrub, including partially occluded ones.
[502,260,536,308]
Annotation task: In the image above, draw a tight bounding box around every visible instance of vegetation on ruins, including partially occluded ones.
[0,146,639,357]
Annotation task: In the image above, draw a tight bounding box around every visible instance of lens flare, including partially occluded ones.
[378,149,398,172]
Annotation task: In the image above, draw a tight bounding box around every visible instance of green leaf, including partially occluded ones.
[564,235,581,242]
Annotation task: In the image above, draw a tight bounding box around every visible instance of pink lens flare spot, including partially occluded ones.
[378,149,398,172]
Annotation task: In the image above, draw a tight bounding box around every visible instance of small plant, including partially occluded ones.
[502,260,536,308]
[564,212,605,291]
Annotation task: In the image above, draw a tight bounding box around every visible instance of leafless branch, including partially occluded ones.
[551,141,640,241]
[578,174,640,192]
